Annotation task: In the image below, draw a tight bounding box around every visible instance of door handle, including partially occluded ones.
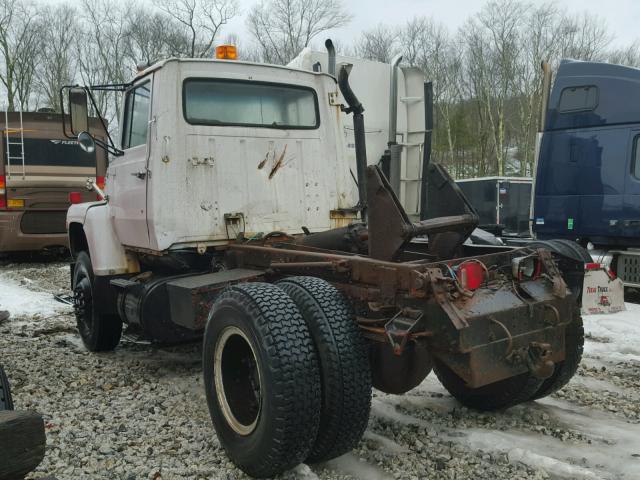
[131,171,146,179]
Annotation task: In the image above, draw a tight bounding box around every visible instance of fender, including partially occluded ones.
[67,202,137,276]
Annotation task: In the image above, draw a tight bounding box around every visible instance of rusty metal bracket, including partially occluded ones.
[526,342,555,379]
[384,309,424,355]
[537,249,568,298]
[427,268,468,329]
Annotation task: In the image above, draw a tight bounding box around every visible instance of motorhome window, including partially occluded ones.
[558,85,598,113]
[122,82,151,149]
[183,79,319,129]
[633,135,640,179]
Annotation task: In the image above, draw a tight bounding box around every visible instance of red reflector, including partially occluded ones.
[585,263,602,270]
[0,175,5,209]
[96,176,105,190]
[458,261,485,290]
[69,191,82,204]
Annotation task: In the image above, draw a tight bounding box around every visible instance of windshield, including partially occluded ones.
[183,79,319,129]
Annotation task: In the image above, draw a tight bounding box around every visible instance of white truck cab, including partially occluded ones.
[61,49,585,479]
[68,57,358,273]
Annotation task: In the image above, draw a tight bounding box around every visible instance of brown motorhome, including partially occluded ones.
[0,111,107,252]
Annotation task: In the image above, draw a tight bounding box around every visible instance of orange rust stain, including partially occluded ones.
[268,144,287,179]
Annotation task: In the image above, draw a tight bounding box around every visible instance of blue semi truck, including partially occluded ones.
[532,59,640,289]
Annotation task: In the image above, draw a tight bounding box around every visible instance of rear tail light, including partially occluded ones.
[0,175,5,209]
[457,261,486,290]
[512,256,541,281]
[69,191,82,204]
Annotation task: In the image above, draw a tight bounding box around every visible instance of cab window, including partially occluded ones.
[183,79,319,129]
[558,85,598,113]
[122,82,151,149]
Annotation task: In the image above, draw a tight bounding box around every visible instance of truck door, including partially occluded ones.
[109,79,152,248]
[624,131,640,238]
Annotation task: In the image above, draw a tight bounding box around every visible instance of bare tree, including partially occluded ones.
[354,24,399,63]
[124,8,190,65]
[37,3,79,111]
[79,0,134,125]
[247,0,352,65]
[602,41,640,67]
[154,0,238,58]
[0,0,44,111]
[557,12,611,61]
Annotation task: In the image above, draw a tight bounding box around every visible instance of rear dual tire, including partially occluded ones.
[433,360,544,411]
[0,365,13,411]
[203,283,321,478]
[435,238,587,409]
[203,279,372,478]
[278,276,372,463]
[434,309,584,409]
[525,240,586,400]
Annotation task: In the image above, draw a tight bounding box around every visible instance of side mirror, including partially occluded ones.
[77,131,96,153]
[69,88,89,135]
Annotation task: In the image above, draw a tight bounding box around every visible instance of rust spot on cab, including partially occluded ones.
[268,144,287,179]
[258,153,269,170]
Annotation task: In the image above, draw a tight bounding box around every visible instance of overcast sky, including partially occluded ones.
[222,0,640,50]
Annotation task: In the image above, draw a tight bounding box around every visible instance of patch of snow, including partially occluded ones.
[292,464,320,480]
[448,398,640,480]
[507,448,599,479]
[0,272,71,319]
[371,398,428,428]
[571,374,637,399]
[323,453,393,480]
[363,431,409,455]
[583,303,640,363]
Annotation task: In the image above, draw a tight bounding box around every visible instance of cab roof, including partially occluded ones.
[134,57,336,83]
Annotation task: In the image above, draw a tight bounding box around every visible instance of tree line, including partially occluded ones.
[1,0,637,178]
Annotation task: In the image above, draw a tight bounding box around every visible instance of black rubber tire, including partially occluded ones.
[527,239,592,264]
[72,251,122,352]
[433,359,544,411]
[524,240,586,400]
[0,364,13,410]
[530,311,584,400]
[550,239,593,263]
[203,283,321,478]
[277,276,372,463]
[527,239,587,299]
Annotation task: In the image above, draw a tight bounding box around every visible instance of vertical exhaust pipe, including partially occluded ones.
[325,39,336,76]
[388,55,403,195]
[338,64,368,217]
[539,61,552,132]
[420,81,434,220]
[388,54,403,145]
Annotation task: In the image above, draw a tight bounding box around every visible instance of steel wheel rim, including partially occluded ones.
[214,326,262,436]
[73,275,93,337]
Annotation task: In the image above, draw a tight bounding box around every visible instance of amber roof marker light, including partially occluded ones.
[215,45,237,60]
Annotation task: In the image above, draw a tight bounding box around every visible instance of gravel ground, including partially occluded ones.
[1,257,639,480]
